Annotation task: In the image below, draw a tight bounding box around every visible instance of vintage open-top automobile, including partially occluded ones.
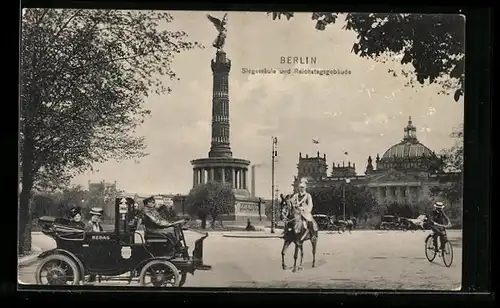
[35,198,211,287]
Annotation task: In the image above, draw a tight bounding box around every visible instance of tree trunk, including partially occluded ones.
[19,119,36,255]
[19,166,34,255]
[199,213,207,229]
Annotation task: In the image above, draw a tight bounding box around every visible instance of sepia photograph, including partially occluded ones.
[19,10,465,290]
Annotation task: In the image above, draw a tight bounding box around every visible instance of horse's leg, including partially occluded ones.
[311,234,317,268]
[297,242,304,271]
[292,243,299,272]
[281,240,291,270]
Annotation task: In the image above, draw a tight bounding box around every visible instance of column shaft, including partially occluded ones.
[232,168,237,189]
[210,168,215,182]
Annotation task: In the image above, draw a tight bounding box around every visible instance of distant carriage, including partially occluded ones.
[35,198,211,287]
[329,216,355,233]
[376,215,419,231]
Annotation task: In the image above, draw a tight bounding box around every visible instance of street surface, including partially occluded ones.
[19,230,462,290]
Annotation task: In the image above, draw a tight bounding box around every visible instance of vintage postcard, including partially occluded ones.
[19,10,464,290]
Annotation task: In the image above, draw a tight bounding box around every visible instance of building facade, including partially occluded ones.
[293,117,461,209]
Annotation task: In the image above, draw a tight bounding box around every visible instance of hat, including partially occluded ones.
[89,207,104,216]
[433,202,445,209]
[70,207,82,217]
[143,196,156,206]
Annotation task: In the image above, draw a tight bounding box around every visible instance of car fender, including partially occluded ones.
[38,248,86,279]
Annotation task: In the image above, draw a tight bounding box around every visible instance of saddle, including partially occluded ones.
[294,217,318,234]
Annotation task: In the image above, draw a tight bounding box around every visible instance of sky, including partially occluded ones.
[71,11,464,199]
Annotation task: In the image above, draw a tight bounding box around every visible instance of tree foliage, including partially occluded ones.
[31,184,86,220]
[268,12,465,101]
[265,198,281,221]
[384,201,427,218]
[185,182,235,229]
[429,125,463,203]
[311,185,378,218]
[158,205,177,220]
[19,9,200,254]
[428,125,463,225]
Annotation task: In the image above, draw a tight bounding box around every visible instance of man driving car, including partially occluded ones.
[142,196,176,243]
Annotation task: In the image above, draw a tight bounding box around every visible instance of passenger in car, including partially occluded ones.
[85,207,104,232]
[69,207,86,229]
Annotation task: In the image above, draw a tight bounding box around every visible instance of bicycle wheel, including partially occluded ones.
[442,240,454,267]
[425,235,437,262]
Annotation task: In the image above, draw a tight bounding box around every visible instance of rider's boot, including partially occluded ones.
[307,221,315,237]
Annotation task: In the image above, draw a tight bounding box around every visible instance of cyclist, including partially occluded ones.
[427,201,452,252]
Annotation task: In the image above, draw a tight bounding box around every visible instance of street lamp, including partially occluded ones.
[271,136,278,234]
[343,178,351,221]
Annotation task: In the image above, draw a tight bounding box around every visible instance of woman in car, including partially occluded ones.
[85,207,104,232]
[69,207,86,229]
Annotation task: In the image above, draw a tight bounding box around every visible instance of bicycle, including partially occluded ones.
[424,227,454,267]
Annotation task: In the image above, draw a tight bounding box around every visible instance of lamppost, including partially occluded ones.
[271,136,278,234]
[343,178,351,220]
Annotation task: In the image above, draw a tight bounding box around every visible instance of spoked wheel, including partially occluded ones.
[139,260,180,287]
[35,254,81,285]
[442,241,454,267]
[425,235,437,262]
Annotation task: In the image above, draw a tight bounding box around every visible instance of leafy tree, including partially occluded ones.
[386,202,416,218]
[19,9,200,254]
[311,185,378,219]
[159,205,177,220]
[31,194,57,218]
[265,198,281,222]
[429,124,463,224]
[32,185,87,219]
[84,182,120,221]
[185,182,235,229]
[268,13,465,101]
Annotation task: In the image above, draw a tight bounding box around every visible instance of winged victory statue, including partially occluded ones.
[206,13,228,50]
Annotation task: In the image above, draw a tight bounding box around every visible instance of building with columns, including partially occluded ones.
[293,117,461,212]
[190,49,263,222]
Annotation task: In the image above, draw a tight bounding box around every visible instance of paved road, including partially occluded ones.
[18,230,462,290]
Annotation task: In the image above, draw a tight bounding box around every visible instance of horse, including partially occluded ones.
[407,214,427,231]
[279,195,318,272]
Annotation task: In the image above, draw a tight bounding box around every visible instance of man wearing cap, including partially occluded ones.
[290,179,318,241]
[428,201,452,251]
[142,196,176,242]
[85,207,104,232]
[69,207,86,229]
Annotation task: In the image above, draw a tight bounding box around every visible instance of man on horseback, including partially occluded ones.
[280,179,319,272]
[290,179,318,241]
